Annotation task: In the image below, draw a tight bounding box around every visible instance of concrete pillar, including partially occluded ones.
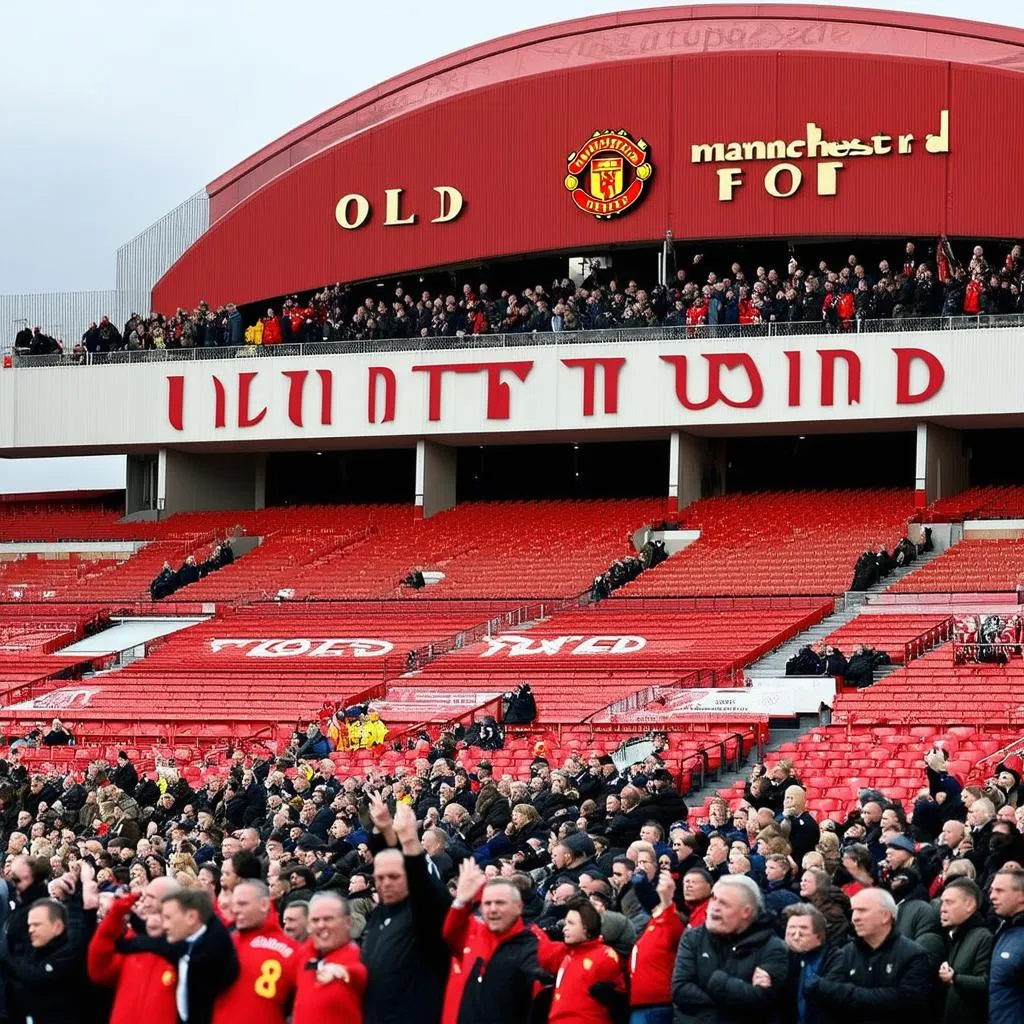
[414,440,456,520]
[668,432,725,512]
[914,423,968,509]
[157,449,267,516]
[125,454,158,516]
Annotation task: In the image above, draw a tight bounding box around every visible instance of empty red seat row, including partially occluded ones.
[618,489,915,598]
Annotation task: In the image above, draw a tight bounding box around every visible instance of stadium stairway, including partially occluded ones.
[743,545,946,678]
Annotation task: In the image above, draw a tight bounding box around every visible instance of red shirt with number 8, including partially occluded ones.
[213,918,299,1024]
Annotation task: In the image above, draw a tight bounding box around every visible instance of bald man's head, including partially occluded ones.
[373,849,408,906]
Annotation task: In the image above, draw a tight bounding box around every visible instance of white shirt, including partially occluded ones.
[176,924,207,1022]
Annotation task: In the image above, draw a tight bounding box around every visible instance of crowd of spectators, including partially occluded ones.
[0,718,1022,1022]
[149,542,233,601]
[590,540,667,603]
[14,239,1024,361]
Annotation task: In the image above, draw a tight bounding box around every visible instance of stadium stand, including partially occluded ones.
[928,484,1024,520]
[889,539,1024,593]
[402,599,831,723]
[618,489,915,597]
[820,611,952,662]
[289,499,664,600]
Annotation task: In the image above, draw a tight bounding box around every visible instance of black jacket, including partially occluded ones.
[782,941,845,1024]
[110,757,139,794]
[0,926,96,1024]
[940,913,992,1024]
[166,915,239,1024]
[360,852,450,1024]
[644,787,688,830]
[6,879,51,961]
[672,914,790,1023]
[782,810,820,862]
[453,926,541,1024]
[805,927,931,1023]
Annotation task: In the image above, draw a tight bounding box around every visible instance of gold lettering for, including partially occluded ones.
[690,110,949,202]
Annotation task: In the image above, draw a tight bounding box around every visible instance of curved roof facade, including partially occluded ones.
[153,5,1024,312]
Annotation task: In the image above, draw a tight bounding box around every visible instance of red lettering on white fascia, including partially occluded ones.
[208,638,393,657]
[480,635,647,657]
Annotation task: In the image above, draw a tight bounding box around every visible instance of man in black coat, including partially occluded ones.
[804,887,931,1023]
[782,902,845,1024]
[0,898,97,1024]
[781,787,820,863]
[672,875,790,1022]
[160,887,239,1024]
[6,855,51,959]
[110,751,139,796]
[361,800,450,1024]
[643,769,688,830]
[174,556,201,589]
[936,877,992,1024]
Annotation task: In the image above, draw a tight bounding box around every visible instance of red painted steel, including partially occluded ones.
[206,6,1024,221]
[154,9,1024,312]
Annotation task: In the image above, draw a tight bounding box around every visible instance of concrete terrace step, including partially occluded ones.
[744,547,947,677]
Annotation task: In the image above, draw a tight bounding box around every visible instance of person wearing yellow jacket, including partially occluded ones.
[359,712,389,749]
[244,320,264,345]
[347,717,363,749]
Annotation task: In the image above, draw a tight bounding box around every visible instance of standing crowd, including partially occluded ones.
[0,726,1021,1022]
[13,238,1024,361]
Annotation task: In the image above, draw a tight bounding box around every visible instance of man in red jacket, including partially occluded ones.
[442,859,542,1024]
[87,891,178,1024]
[630,871,683,1024]
[293,891,367,1023]
[213,879,298,1024]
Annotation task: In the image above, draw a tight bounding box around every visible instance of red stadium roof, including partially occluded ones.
[152,4,1024,312]
[206,4,1024,221]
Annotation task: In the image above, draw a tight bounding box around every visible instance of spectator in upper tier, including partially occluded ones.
[41,718,74,746]
[19,237,1024,363]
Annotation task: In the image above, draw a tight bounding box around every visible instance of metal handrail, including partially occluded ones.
[12,313,1024,368]
[903,615,957,663]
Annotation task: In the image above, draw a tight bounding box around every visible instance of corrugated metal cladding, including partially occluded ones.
[0,189,209,353]
[0,290,118,352]
[152,45,1009,313]
[115,190,209,306]
[207,6,1024,222]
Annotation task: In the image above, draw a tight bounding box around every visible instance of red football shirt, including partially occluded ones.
[292,940,367,1024]
[212,920,299,1024]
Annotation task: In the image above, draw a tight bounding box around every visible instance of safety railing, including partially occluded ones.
[382,692,507,752]
[903,615,957,664]
[402,591,586,671]
[12,312,1024,368]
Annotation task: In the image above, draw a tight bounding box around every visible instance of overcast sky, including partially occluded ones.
[1,0,1021,493]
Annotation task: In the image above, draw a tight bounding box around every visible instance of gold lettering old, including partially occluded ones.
[334,186,465,229]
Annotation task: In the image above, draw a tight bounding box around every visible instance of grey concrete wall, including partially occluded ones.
[415,440,456,519]
[915,423,968,506]
[669,432,726,511]
[158,449,266,515]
